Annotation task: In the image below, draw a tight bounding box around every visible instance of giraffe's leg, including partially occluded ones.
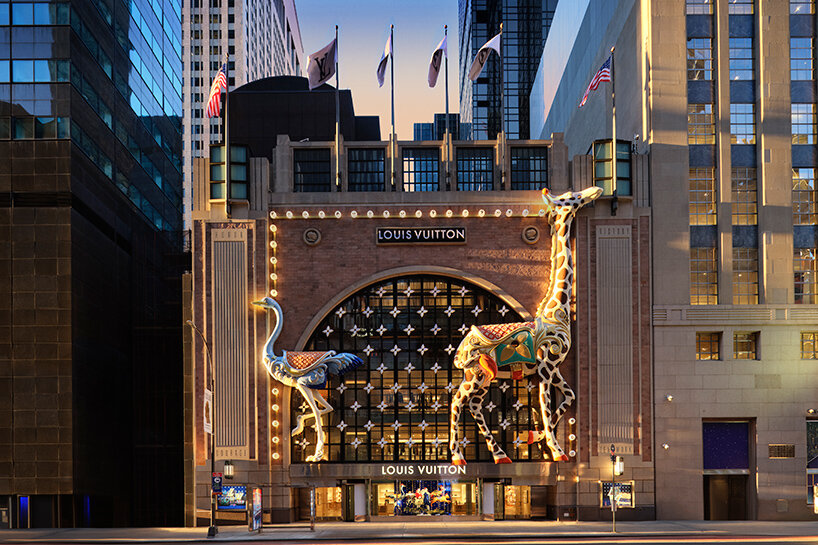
[449,370,477,465]
[467,376,510,463]
[548,365,575,427]
[294,383,326,462]
[530,364,569,462]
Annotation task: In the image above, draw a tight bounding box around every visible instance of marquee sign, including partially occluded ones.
[376,227,466,245]
[380,464,467,477]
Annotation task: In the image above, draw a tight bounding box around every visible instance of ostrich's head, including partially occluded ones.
[251,296,277,309]
[541,186,603,223]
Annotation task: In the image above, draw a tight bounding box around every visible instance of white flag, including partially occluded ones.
[376,33,392,87]
[307,38,337,90]
[468,32,501,81]
[203,389,213,435]
[428,35,447,88]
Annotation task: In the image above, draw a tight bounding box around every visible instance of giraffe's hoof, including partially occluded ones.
[527,430,535,445]
[452,458,467,466]
[554,454,569,462]
[494,456,513,464]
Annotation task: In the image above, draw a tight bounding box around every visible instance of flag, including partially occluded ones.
[307,38,337,90]
[468,32,501,81]
[206,63,227,118]
[428,34,447,87]
[376,33,392,87]
[579,56,612,108]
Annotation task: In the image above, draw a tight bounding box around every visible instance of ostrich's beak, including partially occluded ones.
[251,300,267,308]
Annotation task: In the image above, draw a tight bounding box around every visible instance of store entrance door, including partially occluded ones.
[704,475,748,520]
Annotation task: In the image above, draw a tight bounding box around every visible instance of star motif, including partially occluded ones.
[405,400,416,411]
[363,306,374,317]
[390,344,402,356]
[430,362,441,374]
[363,344,375,356]
[458,324,469,335]
[335,307,346,318]
[377,362,388,374]
[444,382,455,393]
[377,400,388,412]
[430,286,441,297]
[500,418,511,430]
[444,306,455,317]
[431,436,443,448]
[336,420,348,431]
[459,437,471,447]
[349,324,361,336]
[376,286,386,297]
[364,420,375,431]
[417,306,428,317]
[405,436,417,448]
[322,325,334,336]
[336,383,348,394]
[418,419,429,431]
[403,286,415,297]
[390,382,402,393]
[485,401,497,412]
[404,362,415,374]
[513,436,525,448]
[350,401,362,412]
[350,437,362,449]
[377,436,389,449]
[403,324,415,335]
[444,344,456,355]
[417,382,429,393]
[298,438,310,449]
[376,324,387,336]
[430,399,442,411]
[430,324,442,335]
[513,399,524,411]
[458,286,469,296]
[471,305,482,317]
[391,420,402,430]
[499,382,510,393]
[417,344,428,355]
[389,306,401,318]
[364,382,374,393]
[498,305,509,316]
[299,402,310,412]
[527,382,535,392]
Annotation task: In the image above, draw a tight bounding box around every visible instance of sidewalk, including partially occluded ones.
[1,520,818,543]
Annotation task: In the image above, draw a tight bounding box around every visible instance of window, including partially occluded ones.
[802,332,818,359]
[730,103,755,144]
[293,149,332,192]
[792,0,814,13]
[688,104,716,144]
[402,148,439,192]
[807,420,818,504]
[687,38,713,81]
[729,37,754,80]
[457,148,494,191]
[697,332,721,360]
[731,168,757,225]
[733,247,759,305]
[728,0,753,14]
[207,145,247,199]
[348,148,385,192]
[510,147,548,190]
[691,247,718,305]
[792,104,817,144]
[687,0,713,14]
[733,332,759,359]
[795,249,817,304]
[793,168,817,225]
[791,38,814,81]
[592,140,631,196]
[690,168,717,226]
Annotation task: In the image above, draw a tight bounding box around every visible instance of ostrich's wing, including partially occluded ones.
[324,352,364,376]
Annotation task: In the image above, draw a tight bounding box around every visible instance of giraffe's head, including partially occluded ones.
[541,186,603,224]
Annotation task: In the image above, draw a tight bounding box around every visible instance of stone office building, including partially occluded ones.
[187,77,652,523]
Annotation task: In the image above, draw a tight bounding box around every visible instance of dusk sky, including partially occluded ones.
[295,0,461,139]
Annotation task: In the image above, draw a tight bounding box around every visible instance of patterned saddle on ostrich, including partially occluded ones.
[282,351,332,373]
[472,321,538,376]
[279,350,364,387]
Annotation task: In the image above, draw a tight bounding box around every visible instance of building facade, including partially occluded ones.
[414,113,471,141]
[458,0,559,140]
[181,0,304,228]
[530,0,818,520]
[1,0,185,528]
[189,79,652,523]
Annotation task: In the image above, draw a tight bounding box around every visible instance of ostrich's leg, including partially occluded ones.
[466,377,510,463]
[294,383,325,462]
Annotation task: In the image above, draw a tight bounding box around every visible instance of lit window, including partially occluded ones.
[731,167,757,225]
[348,148,386,192]
[729,37,754,80]
[791,38,814,81]
[733,332,759,360]
[456,148,494,191]
[792,104,817,144]
[689,168,717,226]
[688,104,716,144]
[801,332,818,359]
[696,332,721,360]
[733,247,759,305]
[687,38,713,81]
[795,249,818,304]
[402,148,440,192]
[592,140,632,196]
[730,103,756,145]
[792,168,817,225]
[691,247,718,305]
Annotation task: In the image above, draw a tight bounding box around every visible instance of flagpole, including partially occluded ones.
[610,45,617,215]
[335,25,341,189]
[499,22,505,190]
[390,24,396,191]
[444,25,451,190]
[224,54,231,218]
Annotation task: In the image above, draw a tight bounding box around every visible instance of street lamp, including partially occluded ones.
[187,320,218,538]
[609,444,624,533]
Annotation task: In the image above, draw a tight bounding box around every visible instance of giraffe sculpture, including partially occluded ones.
[252,297,363,462]
[449,186,602,465]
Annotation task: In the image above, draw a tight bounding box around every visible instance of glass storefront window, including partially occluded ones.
[373,480,475,517]
[503,485,531,519]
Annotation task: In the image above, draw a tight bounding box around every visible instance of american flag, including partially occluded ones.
[579,56,611,108]
[206,63,227,118]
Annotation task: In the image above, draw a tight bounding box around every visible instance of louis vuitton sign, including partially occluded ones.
[376,227,466,245]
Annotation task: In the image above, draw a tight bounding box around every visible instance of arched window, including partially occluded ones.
[291,274,549,463]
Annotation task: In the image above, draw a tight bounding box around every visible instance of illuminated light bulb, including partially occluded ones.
[272,452,280,460]
[318,210,325,219]
[429,210,437,218]
[270,241,277,249]
[662,443,670,450]
[269,289,278,297]
[538,209,545,217]
[270,212,277,219]
[568,417,576,425]
[505,209,513,217]
[399,210,406,218]
[270,224,277,232]
[415,210,422,218]
[494,209,502,217]
[350,211,358,218]
[272,420,280,428]
[272,388,279,395]
[569,450,577,458]
[568,434,576,441]
[366,210,374,218]
[445,209,453,218]
[334,210,342,219]
[808,408,816,415]
[383,210,390,218]
[272,436,280,444]
[270,273,277,281]
[573,475,579,482]
[270,257,277,264]
[478,209,486,217]
[271,404,279,411]
[285,211,293,219]
[461,210,469,217]
[302,211,309,219]
[665,394,673,402]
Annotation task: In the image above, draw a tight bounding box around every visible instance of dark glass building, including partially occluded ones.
[0,0,184,528]
[458,0,559,139]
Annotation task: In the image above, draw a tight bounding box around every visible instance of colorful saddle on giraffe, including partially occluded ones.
[471,321,538,380]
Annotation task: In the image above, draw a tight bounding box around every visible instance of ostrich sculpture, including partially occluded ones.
[253,297,363,462]
[449,186,602,465]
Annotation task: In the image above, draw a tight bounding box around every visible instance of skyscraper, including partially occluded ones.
[458,0,559,140]
[181,0,304,228]
[1,0,185,527]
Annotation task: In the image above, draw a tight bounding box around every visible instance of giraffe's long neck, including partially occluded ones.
[536,216,574,325]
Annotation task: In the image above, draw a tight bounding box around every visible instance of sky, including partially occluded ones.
[294,0,461,139]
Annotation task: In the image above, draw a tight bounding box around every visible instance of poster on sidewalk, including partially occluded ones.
[600,481,634,508]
